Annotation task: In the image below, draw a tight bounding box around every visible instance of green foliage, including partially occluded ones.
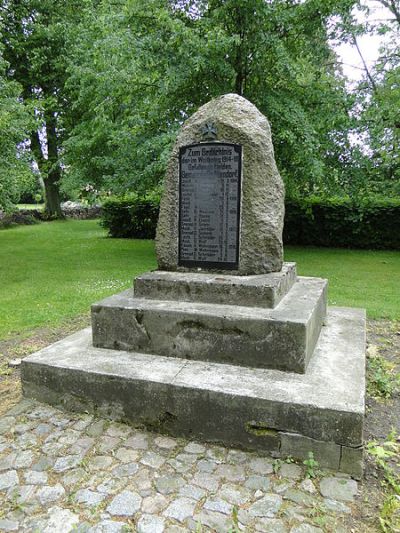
[284,196,400,250]
[303,451,320,479]
[379,494,400,533]
[1,0,399,210]
[228,505,240,533]
[273,455,295,473]
[62,0,226,196]
[340,1,400,197]
[367,349,400,399]
[367,430,399,469]
[62,0,358,198]
[272,458,283,474]
[100,190,161,239]
[0,44,33,212]
[367,430,400,532]
[100,192,400,250]
[0,0,89,216]
[78,184,111,206]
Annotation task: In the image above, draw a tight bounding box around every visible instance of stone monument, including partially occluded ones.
[156,94,284,274]
[21,94,366,478]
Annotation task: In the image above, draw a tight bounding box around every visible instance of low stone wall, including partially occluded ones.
[61,201,102,220]
[0,209,42,227]
[0,203,102,227]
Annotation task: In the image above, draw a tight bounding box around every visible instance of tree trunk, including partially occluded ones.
[29,107,64,218]
[44,175,63,217]
[234,63,245,96]
[234,19,245,95]
[43,110,64,218]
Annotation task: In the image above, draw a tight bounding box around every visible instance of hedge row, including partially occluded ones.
[101,194,400,250]
[284,197,400,249]
[100,191,160,239]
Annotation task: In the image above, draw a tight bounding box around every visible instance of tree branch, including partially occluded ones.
[376,0,400,26]
[351,33,378,93]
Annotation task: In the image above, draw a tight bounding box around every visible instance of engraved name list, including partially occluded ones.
[179,142,242,269]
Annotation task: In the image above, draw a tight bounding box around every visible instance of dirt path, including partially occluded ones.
[0,315,90,416]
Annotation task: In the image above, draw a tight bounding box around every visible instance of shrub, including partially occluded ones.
[0,209,42,229]
[100,192,400,250]
[100,191,161,239]
[284,196,400,250]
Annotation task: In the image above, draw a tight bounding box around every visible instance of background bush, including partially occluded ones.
[101,193,400,250]
[284,196,400,250]
[100,191,161,239]
[0,208,42,228]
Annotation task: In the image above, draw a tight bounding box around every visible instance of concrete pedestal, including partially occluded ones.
[134,262,297,308]
[92,276,327,373]
[21,308,365,478]
[20,265,365,478]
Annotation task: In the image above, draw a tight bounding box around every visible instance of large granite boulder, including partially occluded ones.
[156,93,285,275]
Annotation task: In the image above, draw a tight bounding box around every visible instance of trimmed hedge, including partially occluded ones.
[100,191,161,239]
[284,197,400,250]
[101,194,400,250]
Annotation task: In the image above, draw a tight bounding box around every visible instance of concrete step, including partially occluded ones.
[91,276,327,373]
[21,307,365,478]
[134,262,297,308]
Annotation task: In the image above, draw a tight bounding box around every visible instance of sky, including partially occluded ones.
[333,0,392,82]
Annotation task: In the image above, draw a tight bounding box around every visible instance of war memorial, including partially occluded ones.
[21,94,366,479]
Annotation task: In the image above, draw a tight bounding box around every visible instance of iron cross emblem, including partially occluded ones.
[201,122,218,140]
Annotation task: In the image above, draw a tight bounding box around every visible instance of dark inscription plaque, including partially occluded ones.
[178,142,242,269]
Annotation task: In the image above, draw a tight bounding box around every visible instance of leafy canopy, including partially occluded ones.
[62,0,358,199]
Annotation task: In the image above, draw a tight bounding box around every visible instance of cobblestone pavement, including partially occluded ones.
[0,399,361,532]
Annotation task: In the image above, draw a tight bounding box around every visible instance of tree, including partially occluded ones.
[0,36,32,212]
[62,0,232,198]
[199,0,358,195]
[361,0,400,193]
[63,0,358,199]
[0,0,88,217]
[338,0,400,196]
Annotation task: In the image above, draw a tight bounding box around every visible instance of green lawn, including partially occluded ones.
[17,203,44,210]
[0,219,398,340]
[284,246,400,321]
[0,219,156,340]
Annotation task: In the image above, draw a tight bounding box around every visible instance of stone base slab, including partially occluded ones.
[92,276,327,373]
[21,307,365,477]
[134,262,297,308]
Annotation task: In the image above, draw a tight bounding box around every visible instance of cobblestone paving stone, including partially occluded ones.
[0,399,360,532]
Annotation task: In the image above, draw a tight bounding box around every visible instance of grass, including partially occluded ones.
[17,203,44,210]
[285,245,400,321]
[0,219,156,340]
[0,219,399,340]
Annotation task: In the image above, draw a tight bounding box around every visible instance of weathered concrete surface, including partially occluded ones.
[134,262,297,308]
[155,93,285,275]
[92,277,327,373]
[280,433,363,479]
[340,445,364,480]
[21,307,365,476]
